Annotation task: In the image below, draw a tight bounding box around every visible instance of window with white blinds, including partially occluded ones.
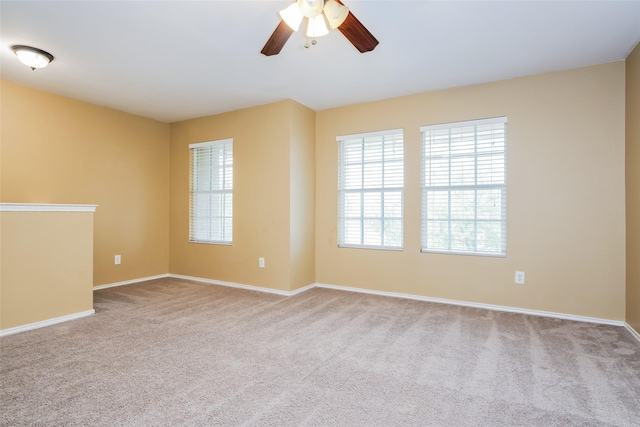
[189,139,233,244]
[338,129,404,250]
[421,117,507,256]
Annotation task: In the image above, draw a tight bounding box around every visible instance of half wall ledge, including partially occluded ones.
[0,203,97,333]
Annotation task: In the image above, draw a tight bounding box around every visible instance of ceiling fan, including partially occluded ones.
[261,0,379,56]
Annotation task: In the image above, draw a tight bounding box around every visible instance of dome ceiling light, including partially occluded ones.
[12,45,54,70]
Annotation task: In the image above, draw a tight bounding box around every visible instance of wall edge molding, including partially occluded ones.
[0,203,98,212]
[169,274,310,297]
[0,310,95,337]
[314,282,626,327]
[93,274,170,290]
[290,283,316,296]
[92,274,630,332]
[624,323,640,342]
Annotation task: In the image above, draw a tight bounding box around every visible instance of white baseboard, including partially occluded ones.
[92,273,314,296]
[289,283,317,296]
[314,282,626,327]
[91,273,635,334]
[624,323,640,342]
[0,309,95,338]
[169,274,314,297]
[93,274,170,291]
[4,275,632,341]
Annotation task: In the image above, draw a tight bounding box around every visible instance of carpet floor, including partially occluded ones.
[1,277,639,426]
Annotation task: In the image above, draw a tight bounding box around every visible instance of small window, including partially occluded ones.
[338,129,404,250]
[421,117,507,256]
[189,139,233,244]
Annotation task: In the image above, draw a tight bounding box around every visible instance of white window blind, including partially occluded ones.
[421,117,507,256]
[338,129,404,250]
[189,139,233,244]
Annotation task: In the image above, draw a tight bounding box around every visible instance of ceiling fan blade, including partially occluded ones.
[261,20,294,56]
[336,9,379,53]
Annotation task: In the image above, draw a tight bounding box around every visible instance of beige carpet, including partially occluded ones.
[1,277,639,426]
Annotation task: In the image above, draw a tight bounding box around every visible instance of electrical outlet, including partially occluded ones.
[259,257,265,268]
[115,255,121,265]
[515,271,525,284]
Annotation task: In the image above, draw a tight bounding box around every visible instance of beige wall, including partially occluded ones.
[170,101,294,291]
[0,210,93,329]
[0,80,170,286]
[1,59,632,324]
[316,63,627,320]
[169,100,316,292]
[289,101,316,290]
[627,43,640,332]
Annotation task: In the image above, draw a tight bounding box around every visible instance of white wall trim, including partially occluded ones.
[93,274,170,290]
[92,274,633,333]
[624,323,640,343]
[169,274,313,297]
[0,203,98,212]
[314,282,626,327]
[289,283,316,296]
[0,310,95,338]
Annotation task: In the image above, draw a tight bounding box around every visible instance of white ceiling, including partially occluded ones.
[1,1,639,123]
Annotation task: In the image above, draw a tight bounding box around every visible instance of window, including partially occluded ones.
[338,129,404,250]
[189,139,233,244]
[421,117,507,256]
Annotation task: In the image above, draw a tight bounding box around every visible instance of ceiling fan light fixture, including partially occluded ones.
[298,0,324,18]
[306,14,329,38]
[12,45,54,70]
[323,0,349,29]
[279,3,304,31]
[262,0,378,56]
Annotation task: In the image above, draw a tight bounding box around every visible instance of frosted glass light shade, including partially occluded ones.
[298,0,324,18]
[12,45,54,70]
[279,3,304,31]
[306,15,329,38]
[323,0,349,29]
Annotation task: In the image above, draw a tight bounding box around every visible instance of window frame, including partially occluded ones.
[420,117,507,257]
[189,138,233,245]
[337,129,404,251]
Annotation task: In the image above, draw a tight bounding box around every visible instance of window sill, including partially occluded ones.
[189,240,232,246]
[338,244,403,252]
[421,249,506,258]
